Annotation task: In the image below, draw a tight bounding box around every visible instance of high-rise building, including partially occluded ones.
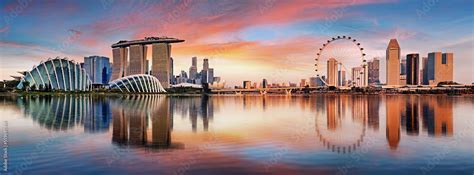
[83,56,112,85]
[152,43,171,88]
[337,70,345,86]
[327,58,339,87]
[201,70,208,83]
[368,58,380,85]
[406,53,419,85]
[192,56,197,67]
[243,81,251,89]
[421,57,428,85]
[352,67,363,87]
[400,59,407,75]
[262,79,268,88]
[386,39,401,85]
[111,47,128,80]
[309,77,317,87]
[426,52,454,85]
[208,68,214,84]
[203,58,209,70]
[128,44,147,75]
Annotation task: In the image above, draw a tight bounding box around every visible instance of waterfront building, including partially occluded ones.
[111,47,128,80]
[203,58,209,70]
[368,58,380,85]
[406,53,419,85]
[189,57,198,81]
[327,58,339,87]
[352,67,363,87]
[400,59,407,75]
[208,68,214,84]
[338,70,346,87]
[262,79,268,88]
[421,57,428,85]
[243,81,251,89]
[170,57,175,84]
[16,57,92,91]
[83,56,111,85]
[309,77,317,87]
[111,37,184,88]
[426,52,454,85]
[108,74,166,93]
[386,39,401,85]
[128,44,147,75]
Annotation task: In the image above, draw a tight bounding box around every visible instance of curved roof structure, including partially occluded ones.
[109,74,166,93]
[111,36,185,48]
[17,57,92,91]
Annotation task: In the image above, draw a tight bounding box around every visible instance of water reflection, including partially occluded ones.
[6,94,455,152]
[14,95,111,132]
[110,95,184,149]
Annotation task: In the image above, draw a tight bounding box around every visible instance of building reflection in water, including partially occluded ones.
[170,96,214,133]
[385,95,454,150]
[111,95,184,149]
[15,95,111,132]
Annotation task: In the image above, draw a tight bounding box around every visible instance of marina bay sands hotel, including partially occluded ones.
[111,37,184,88]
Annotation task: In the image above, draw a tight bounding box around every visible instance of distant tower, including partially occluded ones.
[421,57,428,85]
[327,58,339,87]
[386,39,401,85]
[262,79,268,88]
[189,57,198,81]
[368,58,380,85]
[406,53,419,85]
[203,58,209,70]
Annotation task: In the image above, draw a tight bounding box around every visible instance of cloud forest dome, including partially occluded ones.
[109,74,166,93]
[16,57,92,91]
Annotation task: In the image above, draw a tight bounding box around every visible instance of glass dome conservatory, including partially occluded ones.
[109,74,166,93]
[17,57,92,91]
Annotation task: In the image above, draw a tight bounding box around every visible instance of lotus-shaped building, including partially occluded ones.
[17,57,92,91]
[108,74,166,93]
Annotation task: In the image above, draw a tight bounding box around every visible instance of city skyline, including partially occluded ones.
[0,0,473,86]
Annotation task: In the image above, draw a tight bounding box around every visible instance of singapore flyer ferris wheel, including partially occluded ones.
[315,36,368,87]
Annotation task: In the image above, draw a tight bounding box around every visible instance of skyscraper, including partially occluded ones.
[192,56,197,67]
[243,81,251,89]
[128,44,147,75]
[83,56,111,85]
[338,70,346,86]
[400,59,407,75]
[426,52,454,85]
[170,57,174,84]
[406,53,419,85]
[152,43,171,88]
[352,67,363,87]
[327,58,338,87]
[111,47,128,80]
[208,68,214,84]
[386,39,400,85]
[368,58,380,85]
[189,57,198,81]
[203,58,209,70]
[421,57,428,85]
[262,79,268,88]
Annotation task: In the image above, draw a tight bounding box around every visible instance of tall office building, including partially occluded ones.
[243,81,251,89]
[421,57,428,85]
[400,59,407,75]
[208,68,214,84]
[368,58,380,85]
[111,47,128,80]
[386,39,401,85]
[352,67,363,87]
[262,79,268,88]
[201,70,208,83]
[426,52,453,85]
[152,43,172,88]
[83,56,112,85]
[192,56,197,67]
[337,70,345,86]
[327,58,339,87]
[406,53,419,85]
[203,58,209,70]
[128,44,147,75]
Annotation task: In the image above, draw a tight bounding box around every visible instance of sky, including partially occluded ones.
[0,0,473,86]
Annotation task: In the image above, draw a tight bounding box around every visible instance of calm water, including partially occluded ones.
[1,94,473,175]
